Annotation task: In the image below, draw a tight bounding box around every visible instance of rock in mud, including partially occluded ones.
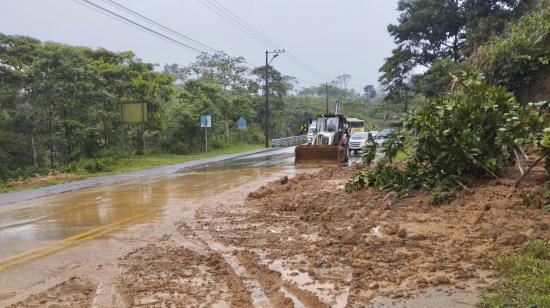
[380,223,399,235]
[397,228,408,238]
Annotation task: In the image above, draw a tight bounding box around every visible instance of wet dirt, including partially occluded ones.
[5,171,76,188]
[203,157,550,305]
[1,147,549,307]
[8,277,95,307]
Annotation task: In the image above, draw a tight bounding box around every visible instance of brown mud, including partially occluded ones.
[5,171,76,188]
[198,158,550,305]
[1,153,549,307]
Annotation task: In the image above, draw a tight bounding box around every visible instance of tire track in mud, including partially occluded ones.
[90,263,129,308]
[236,250,328,308]
[179,203,333,308]
[174,217,267,307]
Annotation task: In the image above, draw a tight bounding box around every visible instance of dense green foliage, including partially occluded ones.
[0,34,389,183]
[472,2,550,94]
[346,73,550,203]
[0,34,173,180]
[479,241,550,307]
[379,0,540,110]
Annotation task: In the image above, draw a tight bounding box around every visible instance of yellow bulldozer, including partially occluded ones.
[295,114,349,165]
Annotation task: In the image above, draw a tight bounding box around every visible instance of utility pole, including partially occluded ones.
[265,50,268,148]
[325,82,329,115]
[264,49,284,148]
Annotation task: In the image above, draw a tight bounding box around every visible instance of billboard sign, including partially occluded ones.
[120,103,147,123]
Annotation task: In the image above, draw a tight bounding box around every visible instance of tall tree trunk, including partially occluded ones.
[452,33,460,62]
[31,128,38,168]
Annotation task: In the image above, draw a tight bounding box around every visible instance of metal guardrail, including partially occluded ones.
[271,135,307,148]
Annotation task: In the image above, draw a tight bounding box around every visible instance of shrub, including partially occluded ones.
[346,72,546,197]
[361,140,378,165]
[471,3,550,93]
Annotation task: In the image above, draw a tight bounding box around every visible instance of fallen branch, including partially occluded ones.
[481,165,503,184]
[515,155,544,188]
[519,146,528,160]
[451,176,473,193]
[512,148,524,175]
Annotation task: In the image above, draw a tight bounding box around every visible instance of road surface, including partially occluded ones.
[0,147,298,263]
[0,147,385,307]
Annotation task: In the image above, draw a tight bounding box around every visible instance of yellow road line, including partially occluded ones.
[0,211,155,271]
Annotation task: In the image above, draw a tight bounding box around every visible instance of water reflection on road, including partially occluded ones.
[0,147,296,261]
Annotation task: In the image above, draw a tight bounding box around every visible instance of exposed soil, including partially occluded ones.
[2,154,550,307]
[195,157,550,305]
[117,239,252,307]
[5,170,76,188]
[8,277,95,307]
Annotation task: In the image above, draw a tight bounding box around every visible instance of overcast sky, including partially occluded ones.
[1,0,400,92]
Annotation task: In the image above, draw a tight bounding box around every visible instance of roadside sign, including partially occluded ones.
[300,123,308,133]
[367,122,377,130]
[120,103,147,123]
[200,115,211,128]
[237,117,247,130]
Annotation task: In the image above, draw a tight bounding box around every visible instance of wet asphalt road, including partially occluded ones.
[0,148,279,207]
[0,147,298,263]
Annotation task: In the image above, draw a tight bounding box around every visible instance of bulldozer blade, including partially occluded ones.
[294,145,347,165]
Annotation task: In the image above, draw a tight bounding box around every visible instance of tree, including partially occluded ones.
[363,85,377,99]
[380,0,523,94]
[251,65,296,138]
[332,74,352,89]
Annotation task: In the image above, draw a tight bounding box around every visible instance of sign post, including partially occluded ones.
[237,117,247,144]
[120,103,148,154]
[200,115,211,152]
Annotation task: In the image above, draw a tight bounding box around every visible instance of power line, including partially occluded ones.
[74,0,182,49]
[74,0,206,54]
[196,0,275,48]
[196,0,329,82]
[99,0,220,54]
[205,0,280,48]
[76,0,333,87]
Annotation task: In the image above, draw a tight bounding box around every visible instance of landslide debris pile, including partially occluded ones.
[207,161,550,304]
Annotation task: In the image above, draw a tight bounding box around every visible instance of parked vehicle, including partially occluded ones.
[374,128,395,146]
[370,130,380,140]
[346,118,365,133]
[348,132,372,155]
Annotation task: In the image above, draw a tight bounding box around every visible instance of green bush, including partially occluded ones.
[361,140,378,165]
[471,2,550,93]
[346,72,537,197]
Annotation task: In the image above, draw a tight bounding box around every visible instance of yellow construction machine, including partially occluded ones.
[295,114,349,165]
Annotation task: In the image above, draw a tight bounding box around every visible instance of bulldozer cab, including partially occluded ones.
[295,114,349,165]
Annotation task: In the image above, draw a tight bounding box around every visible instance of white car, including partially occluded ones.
[348,132,372,154]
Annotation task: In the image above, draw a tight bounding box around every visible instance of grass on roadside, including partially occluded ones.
[479,240,550,307]
[96,143,263,175]
[0,143,263,193]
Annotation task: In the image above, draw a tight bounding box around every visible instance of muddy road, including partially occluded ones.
[0,146,508,307]
[0,147,315,307]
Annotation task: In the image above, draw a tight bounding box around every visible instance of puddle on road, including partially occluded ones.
[0,148,300,261]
